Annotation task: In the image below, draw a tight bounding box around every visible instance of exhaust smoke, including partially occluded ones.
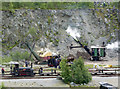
[106,41,119,49]
[66,26,80,40]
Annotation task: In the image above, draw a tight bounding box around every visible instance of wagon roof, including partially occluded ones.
[91,46,106,48]
[8,61,19,64]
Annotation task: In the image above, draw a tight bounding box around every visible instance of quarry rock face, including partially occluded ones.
[2,9,118,59]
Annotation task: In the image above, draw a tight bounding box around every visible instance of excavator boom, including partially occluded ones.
[25,42,42,61]
[71,37,91,56]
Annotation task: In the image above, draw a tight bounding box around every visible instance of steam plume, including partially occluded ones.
[66,26,80,40]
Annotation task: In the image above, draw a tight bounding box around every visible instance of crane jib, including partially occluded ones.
[72,37,91,56]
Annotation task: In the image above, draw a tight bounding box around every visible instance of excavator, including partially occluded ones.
[25,42,61,67]
[70,37,106,61]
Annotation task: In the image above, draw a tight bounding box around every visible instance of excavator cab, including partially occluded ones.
[69,37,106,61]
[91,46,106,61]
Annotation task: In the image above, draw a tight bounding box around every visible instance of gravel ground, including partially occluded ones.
[0,76,119,88]
[0,78,69,87]
[90,76,119,88]
[85,57,119,65]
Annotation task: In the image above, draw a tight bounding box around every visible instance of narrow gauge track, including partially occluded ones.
[1,73,60,79]
[1,67,120,79]
[91,73,120,77]
[2,76,57,79]
[1,73,120,79]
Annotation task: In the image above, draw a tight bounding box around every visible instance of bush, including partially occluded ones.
[60,57,92,84]
[60,58,72,83]
[0,57,2,64]
[2,55,12,63]
[0,82,6,89]
[10,51,31,61]
[70,57,92,84]
[2,2,96,10]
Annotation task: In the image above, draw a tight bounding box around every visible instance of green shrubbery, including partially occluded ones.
[2,55,13,63]
[60,57,92,84]
[2,51,31,63]
[2,2,95,10]
[0,82,6,89]
[0,57,2,64]
[10,51,31,61]
[2,2,118,10]
[60,58,71,83]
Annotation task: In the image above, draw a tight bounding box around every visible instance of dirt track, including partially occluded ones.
[84,57,118,65]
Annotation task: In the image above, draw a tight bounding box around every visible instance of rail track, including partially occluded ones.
[1,76,58,79]
[1,66,120,79]
[1,72,61,79]
[1,72,120,79]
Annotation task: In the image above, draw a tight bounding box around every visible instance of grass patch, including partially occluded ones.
[70,84,96,88]
[0,82,6,89]
[85,64,105,69]
[112,65,120,67]
[85,64,93,69]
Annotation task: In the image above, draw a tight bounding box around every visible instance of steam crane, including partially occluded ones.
[25,42,61,67]
[25,42,42,62]
[70,37,106,61]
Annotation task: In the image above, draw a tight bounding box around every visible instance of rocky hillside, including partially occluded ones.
[2,6,119,60]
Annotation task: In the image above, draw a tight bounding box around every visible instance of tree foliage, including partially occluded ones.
[2,51,32,63]
[10,51,31,61]
[60,57,92,84]
[0,57,2,64]
[2,2,95,10]
[2,55,12,63]
[60,58,72,83]
[2,2,118,10]
[2,26,41,52]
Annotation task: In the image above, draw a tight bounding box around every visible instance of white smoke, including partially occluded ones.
[106,41,119,49]
[66,26,80,39]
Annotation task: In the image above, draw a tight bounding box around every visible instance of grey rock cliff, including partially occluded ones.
[2,9,118,59]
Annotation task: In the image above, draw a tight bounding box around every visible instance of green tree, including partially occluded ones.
[2,2,95,10]
[60,57,92,84]
[10,51,31,61]
[0,57,2,64]
[0,82,6,89]
[2,55,12,63]
[60,58,72,83]
[70,57,92,84]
